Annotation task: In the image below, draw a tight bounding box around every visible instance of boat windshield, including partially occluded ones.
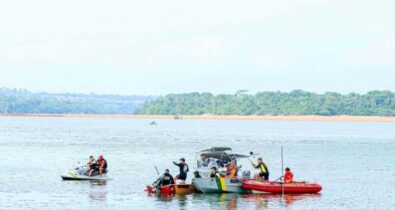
[196,148,249,168]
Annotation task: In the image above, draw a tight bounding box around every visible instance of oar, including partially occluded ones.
[154,165,160,175]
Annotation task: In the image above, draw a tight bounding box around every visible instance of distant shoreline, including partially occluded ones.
[0,113,394,122]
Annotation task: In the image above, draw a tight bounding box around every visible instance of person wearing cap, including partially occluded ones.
[173,158,189,184]
[251,158,269,181]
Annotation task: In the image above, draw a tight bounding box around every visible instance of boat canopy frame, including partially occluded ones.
[197,147,250,163]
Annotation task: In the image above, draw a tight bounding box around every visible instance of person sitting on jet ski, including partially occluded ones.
[87,156,96,168]
[97,155,107,177]
[88,155,107,177]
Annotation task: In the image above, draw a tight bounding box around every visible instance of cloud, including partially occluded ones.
[343,40,395,66]
[145,36,224,65]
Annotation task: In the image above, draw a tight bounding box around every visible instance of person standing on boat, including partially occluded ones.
[284,167,294,183]
[173,158,189,184]
[252,158,269,181]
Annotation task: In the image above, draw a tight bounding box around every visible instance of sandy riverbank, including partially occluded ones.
[0,113,394,122]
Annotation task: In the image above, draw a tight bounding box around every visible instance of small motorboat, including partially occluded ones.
[61,165,111,181]
[193,177,250,193]
[145,184,196,195]
[242,180,322,194]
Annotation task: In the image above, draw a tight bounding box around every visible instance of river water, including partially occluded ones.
[0,117,394,209]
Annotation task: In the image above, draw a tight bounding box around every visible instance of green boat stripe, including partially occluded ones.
[216,177,222,191]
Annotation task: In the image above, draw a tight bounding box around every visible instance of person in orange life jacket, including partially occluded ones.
[173,158,189,184]
[221,163,236,178]
[283,167,294,183]
[209,167,219,178]
[251,158,269,181]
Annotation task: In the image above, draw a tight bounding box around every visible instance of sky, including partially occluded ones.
[0,0,394,95]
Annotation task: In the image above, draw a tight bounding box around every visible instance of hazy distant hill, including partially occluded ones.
[0,87,153,114]
[135,90,395,116]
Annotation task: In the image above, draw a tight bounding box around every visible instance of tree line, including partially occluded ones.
[0,88,151,114]
[135,90,395,116]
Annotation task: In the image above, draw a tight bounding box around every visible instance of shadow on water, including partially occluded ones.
[148,192,321,209]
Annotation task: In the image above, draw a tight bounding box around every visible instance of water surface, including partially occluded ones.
[1,117,394,209]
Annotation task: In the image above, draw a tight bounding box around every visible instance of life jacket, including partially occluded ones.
[284,171,293,183]
[259,163,268,174]
[225,164,237,178]
[161,173,174,185]
[98,159,107,169]
[183,163,189,173]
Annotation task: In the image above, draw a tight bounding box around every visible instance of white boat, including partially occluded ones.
[193,177,250,193]
[61,164,111,181]
[192,147,253,193]
[193,147,252,178]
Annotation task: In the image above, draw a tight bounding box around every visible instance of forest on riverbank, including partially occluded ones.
[135,90,395,116]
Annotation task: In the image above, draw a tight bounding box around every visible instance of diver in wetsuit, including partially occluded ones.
[252,158,270,181]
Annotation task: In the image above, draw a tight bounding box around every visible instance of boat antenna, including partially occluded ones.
[281,146,285,197]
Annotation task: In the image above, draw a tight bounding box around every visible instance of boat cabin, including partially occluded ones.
[193,147,251,178]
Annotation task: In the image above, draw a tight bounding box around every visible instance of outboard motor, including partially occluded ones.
[242,170,251,179]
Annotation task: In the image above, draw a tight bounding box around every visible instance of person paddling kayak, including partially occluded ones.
[251,158,269,181]
[173,158,189,184]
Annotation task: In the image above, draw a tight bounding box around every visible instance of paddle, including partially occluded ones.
[154,165,160,175]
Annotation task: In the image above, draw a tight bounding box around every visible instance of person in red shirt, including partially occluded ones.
[97,155,107,177]
[284,167,294,183]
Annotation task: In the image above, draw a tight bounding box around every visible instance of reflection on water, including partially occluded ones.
[88,181,108,202]
[243,193,321,209]
[150,193,321,209]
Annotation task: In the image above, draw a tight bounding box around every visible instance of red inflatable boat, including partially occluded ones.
[242,180,322,194]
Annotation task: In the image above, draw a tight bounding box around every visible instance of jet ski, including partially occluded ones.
[61,164,111,181]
